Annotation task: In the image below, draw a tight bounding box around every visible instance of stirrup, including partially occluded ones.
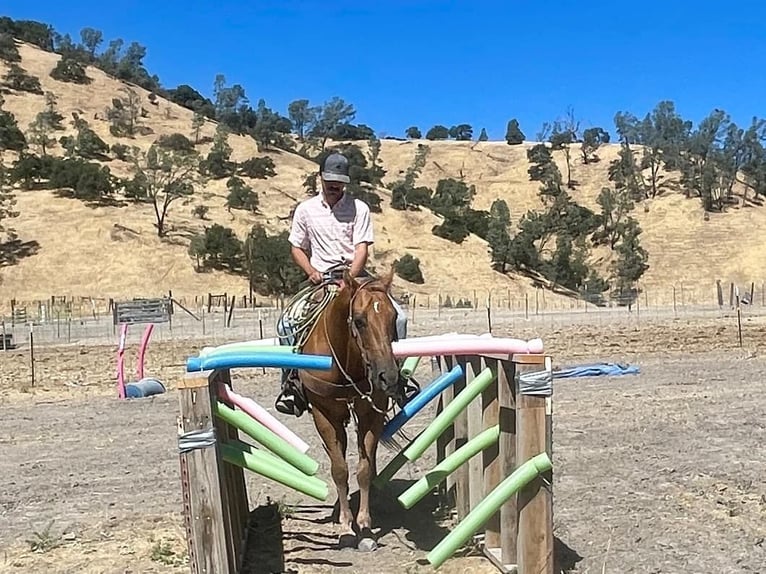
[276,392,306,417]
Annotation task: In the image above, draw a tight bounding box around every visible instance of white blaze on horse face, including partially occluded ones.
[373,301,380,314]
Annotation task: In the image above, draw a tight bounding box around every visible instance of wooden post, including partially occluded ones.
[514,354,553,574]
[435,355,457,507]
[480,355,516,571]
[463,356,485,512]
[451,355,470,521]
[177,369,238,574]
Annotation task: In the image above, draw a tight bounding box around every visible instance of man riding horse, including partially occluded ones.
[276,151,411,418]
[274,152,417,551]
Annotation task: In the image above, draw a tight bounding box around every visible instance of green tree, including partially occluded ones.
[188,233,206,271]
[548,109,580,189]
[394,254,424,284]
[128,144,203,237]
[486,199,512,271]
[308,97,356,149]
[425,125,449,140]
[608,143,646,201]
[505,119,525,145]
[190,111,206,144]
[200,224,242,270]
[107,87,142,137]
[50,56,91,84]
[287,99,317,141]
[478,128,489,141]
[28,112,57,155]
[79,27,103,57]
[580,127,610,164]
[0,96,27,152]
[0,158,19,242]
[251,98,293,151]
[405,126,422,139]
[3,63,43,94]
[0,33,20,62]
[60,115,109,159]
[611,218,649,300]
[238,157,276,179]
[243,225,304,295]
[592,186,634,249]
[449,124,473,140]
[199,124,234,178]
[430,178,475,216]
[226,176,259,212]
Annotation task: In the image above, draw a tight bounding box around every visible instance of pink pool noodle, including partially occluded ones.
[217,382,310,454]
[392,337,544,358]
[116,324,128,399]
[137,324,154,380]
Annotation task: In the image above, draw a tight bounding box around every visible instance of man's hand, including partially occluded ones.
[308,269,323,284]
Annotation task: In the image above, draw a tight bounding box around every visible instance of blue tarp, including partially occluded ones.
[553,362,640,379]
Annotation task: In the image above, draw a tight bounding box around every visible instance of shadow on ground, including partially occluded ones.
[241,481,583,572]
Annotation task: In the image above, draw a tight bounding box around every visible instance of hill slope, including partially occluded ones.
[1,41,763,309]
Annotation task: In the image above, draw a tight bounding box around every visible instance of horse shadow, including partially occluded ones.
[284,479,583,572]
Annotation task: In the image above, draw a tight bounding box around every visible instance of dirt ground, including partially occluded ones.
[1,311,766,573]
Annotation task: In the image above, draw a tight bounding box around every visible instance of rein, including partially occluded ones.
[317,279,394,415]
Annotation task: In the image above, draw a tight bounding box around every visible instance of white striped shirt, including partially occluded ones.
[288,192,374,272]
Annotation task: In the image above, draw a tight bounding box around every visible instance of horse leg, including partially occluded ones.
[309,398,356,546]
[354,398,386,552]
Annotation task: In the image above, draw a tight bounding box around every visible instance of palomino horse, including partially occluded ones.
[298,267,406,551]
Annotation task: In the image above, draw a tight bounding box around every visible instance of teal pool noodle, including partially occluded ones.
[207,345,297,357]
[186,351,332,372]
[214,402,319,476]
[427,452,553,569]
[381,364,463,442]
[403,367,495,462]
[399,356,421,378]
[221,442,328,502]
[397,425,500,509]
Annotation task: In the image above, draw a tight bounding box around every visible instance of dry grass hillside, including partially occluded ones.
[1,40,764,310]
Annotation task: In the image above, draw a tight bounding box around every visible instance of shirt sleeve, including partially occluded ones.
[288,205,310,250]
[353,201,374,246]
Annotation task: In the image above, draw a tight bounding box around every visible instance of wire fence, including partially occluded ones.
[1,283,763,351]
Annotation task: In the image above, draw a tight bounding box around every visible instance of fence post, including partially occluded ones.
[177,369,237,574]
[514,353,554,574]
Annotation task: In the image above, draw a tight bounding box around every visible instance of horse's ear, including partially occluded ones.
[343,269,359,293]
[381,264,395,290]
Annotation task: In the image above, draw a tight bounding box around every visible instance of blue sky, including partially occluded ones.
[3,1,766,140]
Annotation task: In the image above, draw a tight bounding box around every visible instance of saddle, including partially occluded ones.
[276,265,357,352]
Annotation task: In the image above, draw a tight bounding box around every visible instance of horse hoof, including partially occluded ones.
[338,533,357,549]
[357,537,378,552]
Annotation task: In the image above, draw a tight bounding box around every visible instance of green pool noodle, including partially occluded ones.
[403,367,495,462]
[221,442,328,502]
[397,425,500,509]
[373,447,414,489]
[426,452,552,569]
[400,356,421,378]
[228,438,310,478]
[214,401,319,476]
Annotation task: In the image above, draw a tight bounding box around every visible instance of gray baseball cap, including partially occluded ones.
[321,152,351,183]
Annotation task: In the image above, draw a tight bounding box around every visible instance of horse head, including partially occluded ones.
[342,267,404,404]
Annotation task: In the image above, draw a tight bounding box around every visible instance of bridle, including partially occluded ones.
[319,278,398,415]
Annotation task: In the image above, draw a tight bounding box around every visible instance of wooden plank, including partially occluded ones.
[480,356,501,549]
[436,355,457,505]
[215,370,250,571]
[177,371,236,574]
[452,354,470,521]
[465,355,485,513]
[516,356,553,574]
[498,358,518,568]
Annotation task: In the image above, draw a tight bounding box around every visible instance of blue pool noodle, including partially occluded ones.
[381,363,464,441]
[186,352,333,372]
